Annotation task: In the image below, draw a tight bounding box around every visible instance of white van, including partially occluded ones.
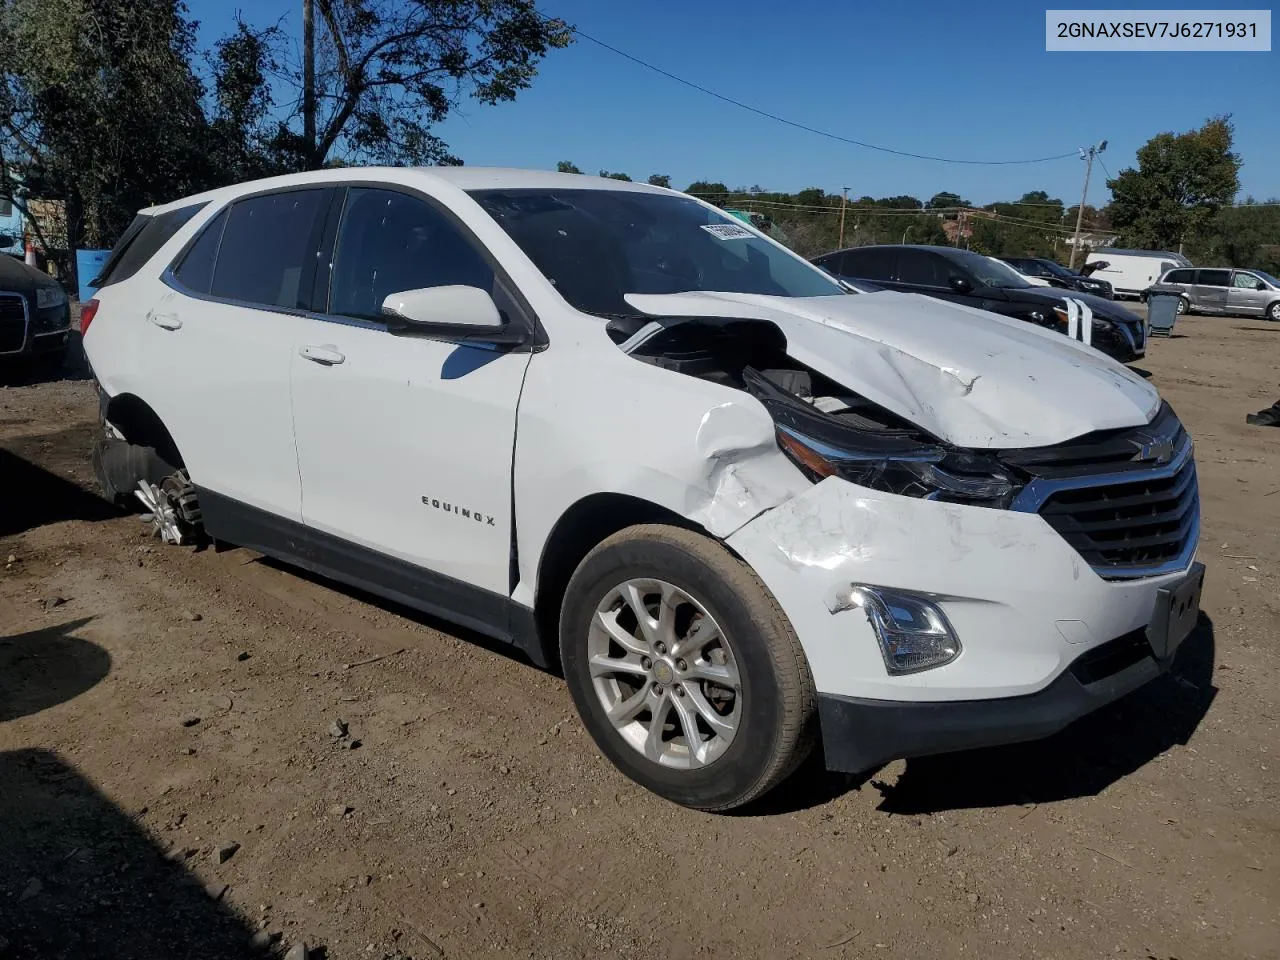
[1086,248,1192,299]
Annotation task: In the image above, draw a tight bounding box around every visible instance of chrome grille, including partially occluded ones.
[0,292,27,354]
[1038,455,1198,577]
[1006,403,1199,580]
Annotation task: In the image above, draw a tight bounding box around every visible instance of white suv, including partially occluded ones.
[82,168,1204,810]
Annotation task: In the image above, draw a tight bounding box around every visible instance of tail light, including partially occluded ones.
[80,298,100,337]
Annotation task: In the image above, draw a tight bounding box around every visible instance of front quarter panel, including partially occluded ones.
[511,320,811,605]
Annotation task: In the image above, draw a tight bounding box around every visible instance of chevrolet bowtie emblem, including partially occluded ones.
[1131,439,1175,464]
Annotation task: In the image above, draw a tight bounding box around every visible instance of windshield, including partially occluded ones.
[468,188,845,316]
[959,251,1031,288]
[1254,270,1280,287]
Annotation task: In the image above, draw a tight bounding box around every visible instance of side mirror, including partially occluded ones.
[948,276,973,295]
[381,285,526,345]
[1257,280,1268,291]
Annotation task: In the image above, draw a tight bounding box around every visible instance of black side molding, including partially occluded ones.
[198,489,548,668]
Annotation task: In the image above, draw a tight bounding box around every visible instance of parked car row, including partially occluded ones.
[1001,257,1114,299]
[81,168,1203,811]
[811,244,1147,363]
[1085,248,1191,300]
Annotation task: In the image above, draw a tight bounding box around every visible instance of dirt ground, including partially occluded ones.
[1,312,1277,960]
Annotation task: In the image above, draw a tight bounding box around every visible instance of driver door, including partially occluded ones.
[290,185,532,595]
[1228,271,1268,315]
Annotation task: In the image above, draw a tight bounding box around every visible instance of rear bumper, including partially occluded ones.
[818,628,1171,773]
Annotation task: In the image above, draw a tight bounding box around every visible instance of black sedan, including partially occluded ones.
[811,245,1145,362]
[1001,256,1114,299]
[0,253,73,367]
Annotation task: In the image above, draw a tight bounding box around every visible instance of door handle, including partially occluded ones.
[146,310,182,331]
[299,344,345,366]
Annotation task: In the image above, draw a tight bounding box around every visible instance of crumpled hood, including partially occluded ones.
[623,289,1160,449]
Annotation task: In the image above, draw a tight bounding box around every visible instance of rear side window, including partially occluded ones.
[1165,269,1193,284]
[1197,269,1230,287]
[840,247,898,280]
[171,208,229,295]
[210,190,327,309]
[896,250,948,286]
[96,203,208,287]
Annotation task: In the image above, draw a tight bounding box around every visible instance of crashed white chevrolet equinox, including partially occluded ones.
[83,168,1204,810]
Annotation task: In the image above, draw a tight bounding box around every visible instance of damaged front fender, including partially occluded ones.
[687,400,812,538]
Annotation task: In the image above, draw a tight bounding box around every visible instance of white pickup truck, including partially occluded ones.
[82,167,1204,810]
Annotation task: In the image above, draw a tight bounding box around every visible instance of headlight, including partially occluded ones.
[745,368,1019,508]
[36,286,67,310]
[776,427,1017,507]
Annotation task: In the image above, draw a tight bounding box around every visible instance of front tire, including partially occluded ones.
[559,524,816,811]
[1267,300,1280,322]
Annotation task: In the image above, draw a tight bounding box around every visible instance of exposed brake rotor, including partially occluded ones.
[135,470,201,545]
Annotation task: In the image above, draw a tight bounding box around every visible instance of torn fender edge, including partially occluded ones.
[683,400,813,539]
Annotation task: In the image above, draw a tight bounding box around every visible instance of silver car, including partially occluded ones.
[1153,266,1280,320]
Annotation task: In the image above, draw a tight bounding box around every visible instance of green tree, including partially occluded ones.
[283,0,572,169]
[927,191,969,210]
[685,180,730,202]
[209,21,288,183]
[1,0,218,255]
[1191,199,1280,272]
[556,160,582,173]
[599,170,631,181]
[1107,116,1241,251]
[646,173,671,188]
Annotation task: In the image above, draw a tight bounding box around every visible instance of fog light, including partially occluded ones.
[843,585,961,675]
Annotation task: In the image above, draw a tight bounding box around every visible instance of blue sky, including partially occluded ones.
[185,0,1279,205]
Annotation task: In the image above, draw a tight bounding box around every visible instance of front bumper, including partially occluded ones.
[818,611,1193,772]
[725,477,1202,769]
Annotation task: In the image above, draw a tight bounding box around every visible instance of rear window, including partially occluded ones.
[96,203,208,288]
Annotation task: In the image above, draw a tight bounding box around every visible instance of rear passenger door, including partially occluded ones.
[151,187,332,520]
[1191,269,1230,313]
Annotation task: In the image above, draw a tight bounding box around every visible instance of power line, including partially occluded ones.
[549,16,1080,166]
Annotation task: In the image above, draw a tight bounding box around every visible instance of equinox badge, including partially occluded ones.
[421,496,496,526]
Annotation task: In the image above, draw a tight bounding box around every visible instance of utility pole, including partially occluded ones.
[838,186,849,248]
[303,0,316,168]
[1069,139,1107,270]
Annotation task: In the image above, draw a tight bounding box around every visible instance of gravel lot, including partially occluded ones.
[1,312,1277,960]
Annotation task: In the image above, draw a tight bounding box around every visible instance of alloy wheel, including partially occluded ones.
[587,578,741,769]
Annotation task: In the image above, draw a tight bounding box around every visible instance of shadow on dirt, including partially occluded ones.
[0,618,108,723]
[872,612,1217,814]
[748,614,1217,816]
[0,748,263,959]
[0,446,118,537]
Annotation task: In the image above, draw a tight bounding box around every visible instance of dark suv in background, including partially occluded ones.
[1001,257,1114,299]
[812,244,1146,362]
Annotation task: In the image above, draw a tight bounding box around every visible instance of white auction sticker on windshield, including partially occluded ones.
[701,223,755,240]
